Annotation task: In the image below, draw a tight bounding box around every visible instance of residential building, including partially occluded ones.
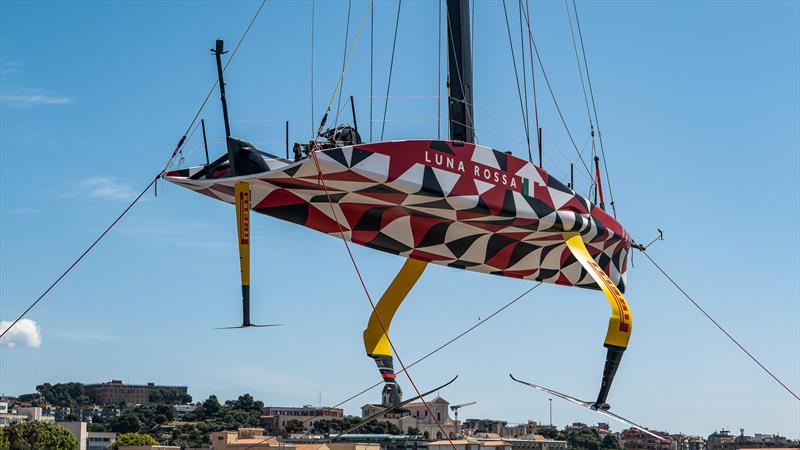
[332,434,428,450]
[621,427,675,450]
[463,420,508,436]
[0,406,55,425]
[361,397,459,440]
[261,405,344,433]
[88,431,117,450]
[490,436,567,450]
[117,446,179,450]
[708,431,736,450]
[84,380,188,405]
[211,428,292,449]
[62,422,89,450]
[175,404,197,418]
[0,402,8,414]
[428,438,511,450]
[672,434,706,450]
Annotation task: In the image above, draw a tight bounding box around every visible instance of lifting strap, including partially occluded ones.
[363,258,428,356]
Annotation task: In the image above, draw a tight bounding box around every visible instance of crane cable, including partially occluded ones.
[501,0,533,163]
[518,4,592,182]
[309,149,459,450]
[640,250,800,401]
[317,0,373,137]
[1,0,269,340]
[521,0,540,164]
[380,0,403,141]
[333,0,353,133]
[240,282,542,450]
[572,0,617,217]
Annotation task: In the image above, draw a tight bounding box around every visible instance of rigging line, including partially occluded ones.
[308,150,459,450]
[370,0,374,142]
[310,0,315,138]
[333,0,353,133]
[518,0,532,163]
[162,0,268,173]
[519,7,592,180]
[640,250,800,402]
[0,176,158,340]
[572,0,616,216]
[323,282,543,418]
[438,0,442,140]
[450,118,569,181]
[9,0,269,336]
[240,282,542,450]
[522,0,540,153]
[445,7,478,144]
[564,0,594,157]
[320,0,373,132]
[502,0,532,162]
[380,0,403,141]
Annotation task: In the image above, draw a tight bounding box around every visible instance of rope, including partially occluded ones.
[572,0,617,217]
[521,0,540,160]
[518,1,532,163]
[310,0,315,138]
[241,282,542,450]
[0,177,158,340]
[162,0,268,173]
[370,1,374,142]
[518,5,591,181]
[640,250,800,401]
[438,0,442,140]
[320,1,372,131]
[502,0,532,162]
[333,0,353,133]
[380,0,403,141]
[564,0,594,159]
[3,0,270,339]
[308,149,458,450]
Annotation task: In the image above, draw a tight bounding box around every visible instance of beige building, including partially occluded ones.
[261,406,344,433]
[360,396,459,439]
[429,438,512,450]
[211,428,291,449]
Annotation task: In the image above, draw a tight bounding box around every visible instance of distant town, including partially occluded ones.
[0,380,797,450]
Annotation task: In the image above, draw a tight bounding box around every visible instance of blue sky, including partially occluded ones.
[1,0,798,438]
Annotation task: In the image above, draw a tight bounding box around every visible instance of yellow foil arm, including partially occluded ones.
[363,258,428,356]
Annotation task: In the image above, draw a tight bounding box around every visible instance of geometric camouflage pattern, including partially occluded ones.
[165,140,632,292]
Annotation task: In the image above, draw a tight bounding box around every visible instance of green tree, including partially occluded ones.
[35,382,87,407]
[109,412,142,433]
[110,433,158,450]
[284,420,305,434]
[407,427,421,436]
[537,426,559,439]
[602,434,622,450]
[567,428,603,450]
[1,422,79,450]
[155,404,175,422]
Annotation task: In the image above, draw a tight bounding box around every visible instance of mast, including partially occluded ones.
[446,0,474,144]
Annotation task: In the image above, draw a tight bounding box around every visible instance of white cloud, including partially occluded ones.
[64,177,135,201]
[1,88,72,107]
[0,319,42,348]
